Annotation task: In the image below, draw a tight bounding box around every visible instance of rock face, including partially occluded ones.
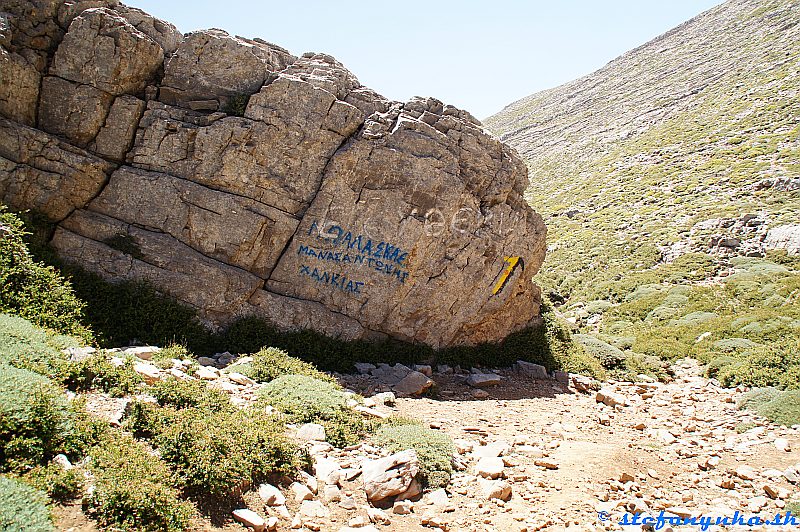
[0,1,547,349]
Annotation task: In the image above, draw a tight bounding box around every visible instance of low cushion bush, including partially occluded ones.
[0,475,54,531]
[258,374,367,447]
[22,463,83,502]
[0,313,78,375]
[153,407,299,500]
[56,353,143,397]
[738,388,800,427]
[149,377,233,412]
[0,365,73,473]
[85,434,195,532]
[226,347,335,384]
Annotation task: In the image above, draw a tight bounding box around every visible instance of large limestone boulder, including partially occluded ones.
[131,73,362,215]
[160,29,295,110]
[0,1,547,348]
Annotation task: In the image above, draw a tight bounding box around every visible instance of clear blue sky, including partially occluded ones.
[127,0,722,119]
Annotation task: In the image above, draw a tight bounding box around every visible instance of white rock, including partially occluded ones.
[290,482,314,502]
[735,465,757,481]
[298,499,329,519]
[133,361,161,384]
[479,478,512,501]
[354,362,376,374]
[373,391,396,406]
[392,371,434,396]
[52,454,73,470]
[367,506,391,524]
[473,441,510,458]
[298,470,319,494]
[123,345,161,360]
[425,488,449,505]
[362,450,419,503]
[595,388,628,407]
[413,364,433,377]
[516,360,548,379]
[232,509,266,532]
[392,500,413,514]
[297,423,327,442]
[257,483,285,506]
[227,371,256,386]
[775,438,791,452]
[314,456,342,485]
[195,365,218,380]
[476,456,504,479]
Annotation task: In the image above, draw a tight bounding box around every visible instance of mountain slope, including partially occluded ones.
[485,0,800,384]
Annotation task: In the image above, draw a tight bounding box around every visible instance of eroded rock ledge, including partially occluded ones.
[0,0,546,348]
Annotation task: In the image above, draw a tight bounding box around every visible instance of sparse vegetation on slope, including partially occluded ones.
[486,0,800,387]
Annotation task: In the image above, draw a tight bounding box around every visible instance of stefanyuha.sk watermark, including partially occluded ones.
[598,510,800,530]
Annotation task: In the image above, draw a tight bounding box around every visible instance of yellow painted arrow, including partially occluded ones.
[492,256,521,295]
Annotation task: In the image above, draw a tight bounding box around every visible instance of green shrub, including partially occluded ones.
[0,207,90,340]
[0,476,54,531]
[22,463,83,501]
[149,378,232,412]
[0,365,73,473]
[61,397,111,461]
[715,341,800,388]
[573,334,626,369]
[738,388,800,426]
[222,93,249,116]
[226,347,336,384]
[153,407,299,500]
[756,391,800,426]
[735,421,758,433]
[258,375,366,447]
[373,421,454,488]
[151,344,190,366]
[85,434,195,532]
[785,498,800,516]
[0,313,79,375]
[737,387,783,410]
[56,353,143,397]
[259,375,348,420]
[61,267,212,351]
[622,352,670,381]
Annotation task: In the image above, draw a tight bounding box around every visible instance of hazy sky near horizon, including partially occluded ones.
[127,1,721,119]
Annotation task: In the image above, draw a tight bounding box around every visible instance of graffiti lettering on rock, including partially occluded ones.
[299,264,365,294]
[307,221,409,267]
[298,244,409,284]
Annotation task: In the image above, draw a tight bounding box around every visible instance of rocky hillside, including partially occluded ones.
[486,0,800,382]
[0,0,545,350]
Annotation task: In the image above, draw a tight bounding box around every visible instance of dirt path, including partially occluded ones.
[382,359,798,531]
[56,360,799,532]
